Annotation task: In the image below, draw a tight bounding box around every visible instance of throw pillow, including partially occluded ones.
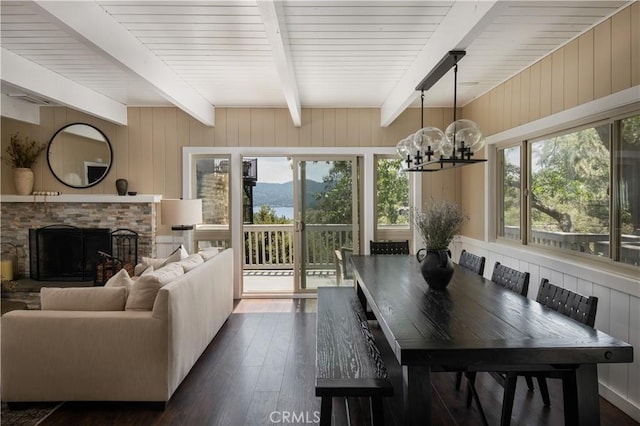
[41,287,128,311]
[200,247,223,261]
[104,268,134,294]
[177,253,204,272]
[125,262,184,311]
[141,265,155,275]
[135,260,159,276]
[134,245,189,275]
[164,244,189,264]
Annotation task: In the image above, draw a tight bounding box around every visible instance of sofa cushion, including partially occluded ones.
[199,247,223,261]
[165,245,188,263]
[134,245,189,275]
[104,268,135,294]
[125,262,184,311]
[41,287,128,311]
[177,253,204,272]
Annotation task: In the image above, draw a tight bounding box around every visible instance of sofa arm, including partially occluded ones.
[1,310,169,402]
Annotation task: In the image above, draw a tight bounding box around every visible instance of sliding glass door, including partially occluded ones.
[293,156,360,292]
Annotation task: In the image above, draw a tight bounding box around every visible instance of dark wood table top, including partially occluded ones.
[350,255,633,369]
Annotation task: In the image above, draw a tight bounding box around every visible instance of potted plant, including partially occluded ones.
[413,199,468,290]
[3,132,46,195]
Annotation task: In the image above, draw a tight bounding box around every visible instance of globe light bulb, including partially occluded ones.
[445,119,482,149]
[470,136,486,153]
[437,138,454,158]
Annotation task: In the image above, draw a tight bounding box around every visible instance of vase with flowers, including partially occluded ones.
[414,199,468,290]
[3,132,46,195]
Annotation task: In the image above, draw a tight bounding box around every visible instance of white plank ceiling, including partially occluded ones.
[0,0,630,126]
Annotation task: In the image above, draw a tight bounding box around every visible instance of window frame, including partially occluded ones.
[189,153,232,249]
[495,142,524,244]
[373,154,412,242]
[494,108,639,272]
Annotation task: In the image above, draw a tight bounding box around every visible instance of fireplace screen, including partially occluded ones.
[94,229,139,285]
[29,225,111,281]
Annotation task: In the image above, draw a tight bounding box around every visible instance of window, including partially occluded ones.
[498,145,521,240]
[497,113,639,268]
[190,154,231,250]
[618,115,640,266]
[374,156,410,241]
[529,123,610,258]
[192,155,230,225]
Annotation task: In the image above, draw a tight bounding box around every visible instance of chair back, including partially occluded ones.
[536,278,598,327]
[458,249,485,276]
[341,247,354,279]
[491,262,530,297]
[370,240,409,255]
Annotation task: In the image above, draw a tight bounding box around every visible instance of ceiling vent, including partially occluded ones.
[6,93,52,105]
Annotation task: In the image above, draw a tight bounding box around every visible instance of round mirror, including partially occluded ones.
[47,123,113,188]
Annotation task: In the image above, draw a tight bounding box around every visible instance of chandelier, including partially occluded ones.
[397,51,487,172]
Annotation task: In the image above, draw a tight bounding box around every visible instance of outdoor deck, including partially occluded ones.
[243,268,351,293]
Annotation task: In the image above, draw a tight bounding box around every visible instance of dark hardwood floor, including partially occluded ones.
[41,299,637,426]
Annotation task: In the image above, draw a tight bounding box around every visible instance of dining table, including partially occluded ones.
[349,254,634,426]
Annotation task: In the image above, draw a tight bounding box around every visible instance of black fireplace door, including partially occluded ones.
[30,225,111,281]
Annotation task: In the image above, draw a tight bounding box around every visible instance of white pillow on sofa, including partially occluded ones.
[41,287,128,311]
[199,247,223,261]
[177,253,204,272]
[104,268,135,294]
[134,245,188,275]
[125,262,184,311]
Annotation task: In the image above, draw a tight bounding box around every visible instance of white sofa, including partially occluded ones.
[1,248,234,405]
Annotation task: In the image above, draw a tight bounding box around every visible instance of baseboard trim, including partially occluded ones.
[599,383,640,422]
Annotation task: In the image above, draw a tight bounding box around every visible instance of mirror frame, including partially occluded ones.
[47,123,113,189]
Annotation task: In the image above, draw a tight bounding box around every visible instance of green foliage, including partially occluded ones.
[414,200,468,249]
[3,132,46,168]
[502,148,521,228]
[246,205,292,264]
[620,115,640,235]
[253,205,290,224]
[306,161,353,224]
[621,115,640,146]
[376,159,409,225]
[530,125,610,233]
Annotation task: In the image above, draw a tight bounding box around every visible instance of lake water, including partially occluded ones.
[253,206,294,220]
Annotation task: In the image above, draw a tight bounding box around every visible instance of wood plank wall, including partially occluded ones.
[460,2,640,240]
[1,105,456,235]
[1,105,450,187]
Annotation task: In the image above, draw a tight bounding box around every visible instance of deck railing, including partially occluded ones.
[244,225,638,269]
[243,224,352,269]
[503,226,639,265]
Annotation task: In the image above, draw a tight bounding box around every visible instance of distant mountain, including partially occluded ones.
[253,180,326,208]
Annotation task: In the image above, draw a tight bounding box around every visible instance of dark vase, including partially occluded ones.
[417,249,454,290]
[115,178,128,196]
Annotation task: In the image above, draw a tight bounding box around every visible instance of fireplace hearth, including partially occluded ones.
[29,225,111,281]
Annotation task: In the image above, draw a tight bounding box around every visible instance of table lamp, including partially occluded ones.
[161,198,203,254]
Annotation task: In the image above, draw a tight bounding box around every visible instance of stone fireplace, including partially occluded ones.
[0,194,161,279]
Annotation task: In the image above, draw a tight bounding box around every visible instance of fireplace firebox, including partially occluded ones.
[29,225,111,281]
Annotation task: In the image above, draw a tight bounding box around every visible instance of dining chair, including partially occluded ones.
[458,261,530,425]
[333,247,354,285]
[497,279,598,425]
[458,249,486,275]
[453,249,488,422]
[490,262,530,297]
[369,240,409,255]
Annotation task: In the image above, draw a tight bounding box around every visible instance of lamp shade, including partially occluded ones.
[161,199,203,228]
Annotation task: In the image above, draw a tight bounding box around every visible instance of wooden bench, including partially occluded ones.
[316,287,393,426]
